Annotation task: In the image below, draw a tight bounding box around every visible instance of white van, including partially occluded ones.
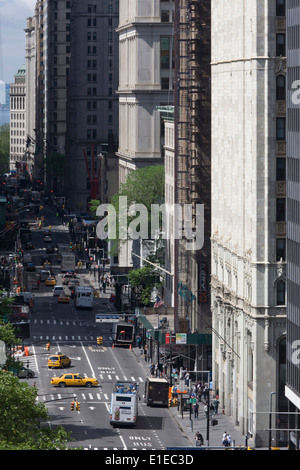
[74,286,93,309]
[53,285,64,296]
[40,270,51,281]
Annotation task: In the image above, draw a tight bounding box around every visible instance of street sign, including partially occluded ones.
[95,314,120,323]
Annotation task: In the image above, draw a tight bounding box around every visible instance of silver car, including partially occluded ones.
[17,367,35,378]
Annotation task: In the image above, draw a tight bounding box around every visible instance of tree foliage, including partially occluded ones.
[0,123,9,174]
[88,199,100,219]
[108,165,165,253]
[128,265,162,306]
[0,371,71,449]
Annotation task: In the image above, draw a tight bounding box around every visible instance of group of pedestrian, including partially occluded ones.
[222,431,232,447]
[149,363,160,377]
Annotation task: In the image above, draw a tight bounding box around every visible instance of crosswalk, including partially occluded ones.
[30,319,103,343]
[32,334,100,342]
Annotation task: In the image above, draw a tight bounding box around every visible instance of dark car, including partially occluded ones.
[25,242,34,250]
[25,262,36,272]
[46,245,56,253]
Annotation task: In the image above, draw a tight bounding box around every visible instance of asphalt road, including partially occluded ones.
[21,219,190,451]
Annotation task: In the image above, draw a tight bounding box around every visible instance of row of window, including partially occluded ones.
[275,0,286,267]
[275,0,286,266]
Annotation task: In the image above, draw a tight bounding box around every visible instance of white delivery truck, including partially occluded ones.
[74,286,93,309]
[110,381,139,427]
[61,253,75,273]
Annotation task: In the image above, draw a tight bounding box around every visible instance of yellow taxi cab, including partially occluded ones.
[51,373,99,388]
[48,353,71,369]
[58,293,70,303]
[43,261,52,269]
[45,276,56,286]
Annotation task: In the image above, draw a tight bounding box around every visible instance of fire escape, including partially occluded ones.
[174,0,211,333]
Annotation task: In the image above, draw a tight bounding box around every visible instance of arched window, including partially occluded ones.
[276,75,286,100]
[276,280,286,305]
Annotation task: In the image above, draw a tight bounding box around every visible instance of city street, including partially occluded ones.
[20,220,191,450]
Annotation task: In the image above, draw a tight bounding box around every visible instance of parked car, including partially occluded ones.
[17,366,35,379]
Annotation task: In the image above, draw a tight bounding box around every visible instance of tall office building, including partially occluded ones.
[117,0,174,186]
[28,0,119,206]
[116,0,174,267]
[286,0,300,450]
[67,0,120,211]
[211,0,288,447]
[9,65,29,173]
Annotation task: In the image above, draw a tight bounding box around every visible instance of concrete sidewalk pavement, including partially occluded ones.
[131,346,248,450]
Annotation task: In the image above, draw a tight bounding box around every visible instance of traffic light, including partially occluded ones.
[76,401,80,411]
[71,401,75,411]
[46,342,50,351]
[97,336,103,345]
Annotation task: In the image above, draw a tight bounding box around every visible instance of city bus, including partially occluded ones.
[110,381,139,427]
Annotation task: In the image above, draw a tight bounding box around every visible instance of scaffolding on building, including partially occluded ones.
[174,0,211,335]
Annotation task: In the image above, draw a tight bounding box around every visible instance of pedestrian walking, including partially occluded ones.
[213,398,220,414]
[195,432,203,446]
[185,372,190,387]
[37,279,40,289]
[194,402,199,418]
[222,432,228,447]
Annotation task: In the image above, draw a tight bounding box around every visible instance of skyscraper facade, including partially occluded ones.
[211,0,288,447]
[286,0,300,450]
[67,0,120,211]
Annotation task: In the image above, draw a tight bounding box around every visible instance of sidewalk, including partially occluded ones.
[131,346,248,450]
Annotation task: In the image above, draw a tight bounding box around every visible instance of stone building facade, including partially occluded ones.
[211,0,288,447]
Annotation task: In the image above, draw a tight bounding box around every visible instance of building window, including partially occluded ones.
[276,34,286,56]
[276,238,286,261]
[276,158,286,181]
[161,77,169,90]
[161,37,170,69]
[276,75,286,101]
[276,0,285,17]
[276,117,286,140]
[276,280,285,305]
[161,11,170,22]
[276,198,286,222]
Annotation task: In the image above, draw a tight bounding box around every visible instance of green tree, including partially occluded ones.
[0,123,9,174]
[88,199,101,219]
[0,371,71,450]
[108,165,165,254]
[128,265,162,306]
